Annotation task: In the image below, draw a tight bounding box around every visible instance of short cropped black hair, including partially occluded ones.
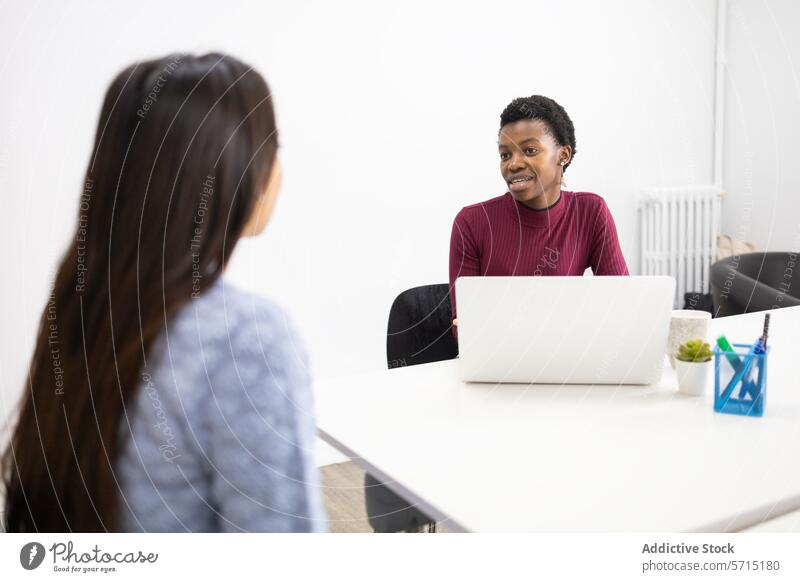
[500,95,576,172]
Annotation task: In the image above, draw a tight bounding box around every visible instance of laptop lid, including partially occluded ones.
[455,276,675,384]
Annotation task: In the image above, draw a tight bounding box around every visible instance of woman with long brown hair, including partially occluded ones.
[1,53,326,532]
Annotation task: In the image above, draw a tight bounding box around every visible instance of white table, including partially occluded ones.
[742,508,800,532]
[315,306,800,532]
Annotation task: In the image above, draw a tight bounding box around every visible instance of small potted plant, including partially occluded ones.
[674,338,713,396]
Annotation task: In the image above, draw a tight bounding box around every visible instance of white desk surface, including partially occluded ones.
[742,508,800,532]
[314,306,800,532]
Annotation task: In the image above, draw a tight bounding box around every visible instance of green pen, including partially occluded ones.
[716,335,742,372]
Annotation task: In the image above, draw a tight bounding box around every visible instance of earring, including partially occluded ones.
[560,161,566,166]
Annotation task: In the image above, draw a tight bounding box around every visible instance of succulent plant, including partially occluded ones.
[676,338,713,363]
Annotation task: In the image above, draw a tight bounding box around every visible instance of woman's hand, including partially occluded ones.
[452,319,458,327]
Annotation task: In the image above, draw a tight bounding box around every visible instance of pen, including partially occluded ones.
[716,335,741,372]
[720,340,758,406]
[736,314,770,400]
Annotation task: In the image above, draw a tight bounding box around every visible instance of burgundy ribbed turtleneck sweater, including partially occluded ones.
[448,190,629,322]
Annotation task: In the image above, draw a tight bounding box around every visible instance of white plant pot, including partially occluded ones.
[674,359,712,396]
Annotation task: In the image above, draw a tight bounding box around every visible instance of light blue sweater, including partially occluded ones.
[115,279,327,532]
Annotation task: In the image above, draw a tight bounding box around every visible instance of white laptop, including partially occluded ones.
[455,276,675,384]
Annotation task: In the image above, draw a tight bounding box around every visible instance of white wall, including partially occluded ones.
[0,0,717,461]
[722,0,800,252]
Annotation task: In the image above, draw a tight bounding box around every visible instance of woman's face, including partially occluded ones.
[498,119,571,208]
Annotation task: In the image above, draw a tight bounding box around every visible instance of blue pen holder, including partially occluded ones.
[713,343,769,417]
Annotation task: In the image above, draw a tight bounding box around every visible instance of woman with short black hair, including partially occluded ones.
[449,95,629,324]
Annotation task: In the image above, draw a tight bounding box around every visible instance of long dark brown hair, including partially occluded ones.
[1,53,278,532]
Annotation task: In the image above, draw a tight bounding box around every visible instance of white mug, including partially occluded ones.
[667,310,711,368]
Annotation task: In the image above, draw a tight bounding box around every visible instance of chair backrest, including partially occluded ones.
[710,252,800,316]
[386,284,458,369]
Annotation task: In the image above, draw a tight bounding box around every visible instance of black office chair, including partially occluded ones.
[363,284,459,532]
[710,252,800,317]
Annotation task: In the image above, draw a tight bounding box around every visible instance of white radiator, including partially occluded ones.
[640,186,721,307]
